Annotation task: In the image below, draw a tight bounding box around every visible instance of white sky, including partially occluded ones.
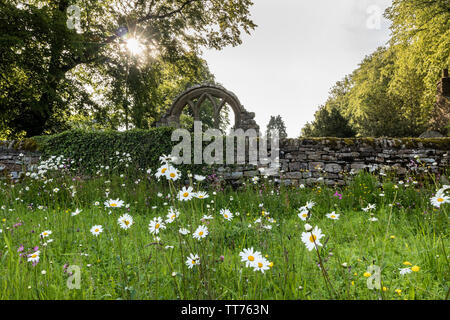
[201,0,392,137]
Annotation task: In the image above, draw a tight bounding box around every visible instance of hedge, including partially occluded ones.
[33,128,182,174]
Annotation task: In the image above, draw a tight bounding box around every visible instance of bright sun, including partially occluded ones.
[126,38,144,55]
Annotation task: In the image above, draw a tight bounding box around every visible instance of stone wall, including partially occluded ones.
[273,138,450,186]
[0,141,41,179]
[1,137,449,185]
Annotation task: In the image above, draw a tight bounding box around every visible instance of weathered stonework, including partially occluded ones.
[1,137,449,186]
[0,140,41,179]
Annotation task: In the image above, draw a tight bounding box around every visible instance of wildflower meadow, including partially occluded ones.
[0,153,448,300]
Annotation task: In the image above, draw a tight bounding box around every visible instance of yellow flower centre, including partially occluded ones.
[31,254,37,258]
[192,260,196,265]
[199,231,204,236]
[162,168,167,173]
[302,214,307,217]
[95,229,99,232]
[437,198,444,202]
[199,195,204,198]
[309,234,317,243]
[124,220,130,225]
[111,203,117,207]
[170,173,175,178]
[183,192,189,197]
[224,214,228,219]
[330,215,336,219]
[258,262,263,268]
[248,256,255,261]
[155,224,160,229]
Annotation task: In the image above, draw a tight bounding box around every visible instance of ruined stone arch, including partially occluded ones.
[156,84,259,132]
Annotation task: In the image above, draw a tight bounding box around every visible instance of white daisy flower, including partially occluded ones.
[104,198,124,208]
[399,267,412,275]
[27,250,40,263]
[40,230,52,238]
[155,165,169,180]
[118,214,133,230]
[194,175,206,182]
[192,225,209,240]
[185,253,200,269]
[195,191,209,199]
[298,209,309,221]
[326,212,340,220]
[166,166,181,181]
[179,228,190,235]
[306,201,316,209]
[90,225,103,236]
[165,207,180,223]
[178,186,194,201]
[239,248,263,268]
[301,226,324,251]
[363,203,376,212]
[253,258,271,273]
[430,194,450,208]
[71,208,82,216]
[220,208,233,221]
[149,217,166,235]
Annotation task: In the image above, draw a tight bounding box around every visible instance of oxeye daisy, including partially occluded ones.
[40,230,52,238]
[298,209,309,221]
[239,248,262,268]
[253,258,270,273]
[306,201,316,209]
[117,214,133,230]
[326,212,340,220]
[430,194,449,208]
[155,165,169,180]
[179,228,190,235]
[185,253,200,269]
[195,191,209,199]
[399,267,412,275]
[301,226,324,251]
[194,175,206,182]
[166,166,181,181]
[27,250,40,263]
[71,208,82,216]
[192,225,208,240]
[220,208,233,221]
[90,225,103,236]
[165,207,180,224]
[149,217,165,235]
[104,198,124,208]
[178,186,194,201]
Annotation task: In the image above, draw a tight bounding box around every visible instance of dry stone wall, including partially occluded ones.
[1,137,449,185]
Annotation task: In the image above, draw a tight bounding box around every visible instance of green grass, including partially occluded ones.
[0,162,448,300]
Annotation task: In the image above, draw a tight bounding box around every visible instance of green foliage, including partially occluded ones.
[301,106,356,138]
[266,115,288,139]
[0,0,256,137]
[34,128,178,174]
[302,1,450,137]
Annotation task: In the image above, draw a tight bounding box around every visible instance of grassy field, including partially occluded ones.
[0,155,449,300]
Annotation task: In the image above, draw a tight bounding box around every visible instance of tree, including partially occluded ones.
[300,106,355,138]
[266,115,287,139]
[0,0,256,137]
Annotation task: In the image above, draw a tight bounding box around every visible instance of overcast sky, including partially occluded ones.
[201,0,393,137]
